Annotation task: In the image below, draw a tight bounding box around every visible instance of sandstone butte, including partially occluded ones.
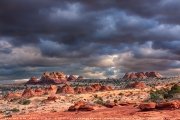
[26,72,83,84]
[123,71,163,79]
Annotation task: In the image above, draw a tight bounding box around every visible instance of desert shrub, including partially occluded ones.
[150,84,180,101]
[93,94,98,98]
[10,108,20,113]
[164,84,180,98]
[94,95,104,105]
[169,84,180,94]
[18,99,31,105]
[94,97,104,105]
[118,93,124,96]
[150,89,168,102]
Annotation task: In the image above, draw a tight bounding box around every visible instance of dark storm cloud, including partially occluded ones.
[0,0,180,79]
[152,41,180,55]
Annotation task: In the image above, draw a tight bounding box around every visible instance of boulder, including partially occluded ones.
[68,101,95,111]
[22,88,35,98]
[139,102,156,111]
[104,100,117,108]
[67,75,77,81]
[156,100,180,109]
[60,84,75,94]
[74,87,86,94]
[78,104,95,111]
[68,101,86,111]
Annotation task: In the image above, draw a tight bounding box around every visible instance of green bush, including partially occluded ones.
[10,108,20,113]
[94,95,104,105]
[150,89,168,102]
[169,84,180,94]
[165,84,180,98]
[18,99,31,105]
[94,98,104,105]
[150,84,180,101]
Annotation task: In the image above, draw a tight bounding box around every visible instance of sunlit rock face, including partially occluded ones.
[135,72,147,79]
[123,73,138,79]
[26,72,83,85]
[39,72,67,84]
[145,72,163,78]
[123,72,163,79]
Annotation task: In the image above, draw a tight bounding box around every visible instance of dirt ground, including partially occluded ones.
[1,105,180,120]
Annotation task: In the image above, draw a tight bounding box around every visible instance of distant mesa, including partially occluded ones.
[123,71,163,79]
[26,72,83,85]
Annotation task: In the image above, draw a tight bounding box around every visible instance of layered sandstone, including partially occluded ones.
[123,71,163,79]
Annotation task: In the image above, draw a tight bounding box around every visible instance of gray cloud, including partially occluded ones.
[0,0,180,80]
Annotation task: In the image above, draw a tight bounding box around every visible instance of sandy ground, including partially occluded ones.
[0,89,150,115]
[1,106,180,120]
[0,88,179,120]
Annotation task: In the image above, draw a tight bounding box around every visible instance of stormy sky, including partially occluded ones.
[0,0,180,80]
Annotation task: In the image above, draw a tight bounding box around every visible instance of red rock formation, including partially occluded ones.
[78,104,95,111]
[135,72,147,79]
[139,102,156,111]
[129,82,146,89]
[156,100,180,109]
[67,75,77,81]
[91,84,102,91]
[45,85,58,95]
[60,84,75,94]
[68,101,95,111]
[74,87,86,94]
[100,86,113,91]
[40,72,67,84]
[4,92,22,100]
[34,88,45,96]
[26,76,39,84]
[123,71,163,79]
[145,72,163,78]
[85,86,96,92]
[123,73,136,79]
[104,100,117,108]
[22,88,35,98]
